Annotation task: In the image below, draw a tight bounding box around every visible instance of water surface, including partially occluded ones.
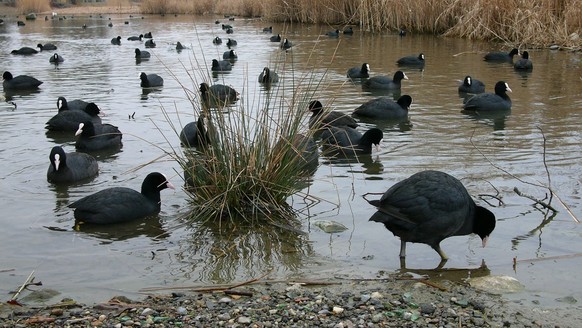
[1,14,581,306]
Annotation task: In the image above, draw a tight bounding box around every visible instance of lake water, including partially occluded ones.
[1,14,581,307]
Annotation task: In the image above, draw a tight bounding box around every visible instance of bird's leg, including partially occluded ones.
[399,257,406,269]
[435,258,448,270]
[399,240,407,258]
[433,245,449,261]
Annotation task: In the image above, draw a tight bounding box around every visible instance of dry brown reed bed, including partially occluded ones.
[8,0,581,49]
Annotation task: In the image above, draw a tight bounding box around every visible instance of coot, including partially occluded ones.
[111,36,121,45]
[484,48,519,62]
[321,126,383,156]
[49,53,64,64]
[200,82,238,108]
[75,121,123,152]
[135,48,151,60]
[68,172,174,224]
[258,67,279,83]
[145,39,156,48]
[226,38,237,47]
[367,170,496,263]
[463,81,512,111]
[46,102,102,131]
[11,47,38,55]
[140,72,164,88]
[352,95,413,120]
[458,76,485,94]
[363,71,408,90]
[213,36,222,45]
[179,116,208,148]
[396,53,425,68]
[513,51,533,70]
[37,43,57,51]
[280,38,293,49]
[326,29,340,37]
[47,146,98,183]
[270,34,281,42]
[211,59,232,72]
[308,100,358,130]
[127,34,143,41]
[347,63,370,79]
[2,71,43,90]
[57,96,89,112]
[222,50,238,60]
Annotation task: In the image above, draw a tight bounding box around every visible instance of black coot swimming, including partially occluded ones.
[111,36,121,45]
[47,146,98,183]
[37,43,57,51]
[57,96,89,112]
[140,72,164,87]
[211,59,232,72]
[200,82,239,108]
[46,102,102,131]
[222,50,238,60]
[11,47,38,55]
[258,67,279,84]
[513,51,533,70]
[326,29,340,37]
[343,27,354,34]
[49,53,64,64]
[280,38,293,49]
[363,71,408,90]
[145,39,156,48]
[127,34,143,41]
[321,126,383,156]
[347,63,370,79]
[226,38,237,47]
[179,116,208,148]
[135,48,151,60]
[352,95,413,120]
[176,42,187,50]
[68,172,175,224]
[75,121,122,152]
[366,170,496,265]
[270,34,281,42]
[458,76,485,94]
[484,48,519,62]
[396,53,425,68]
[2,71,43,90]
[463,81,512,111]
[213,36,222,45]
[308,100,358,130]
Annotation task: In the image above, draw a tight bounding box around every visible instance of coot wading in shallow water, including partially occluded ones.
[68,172,175,224]
[463,81,512,111]
[366,170,496,268]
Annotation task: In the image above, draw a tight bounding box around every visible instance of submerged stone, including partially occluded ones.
[469,275,524,294]
[313,220,348,233]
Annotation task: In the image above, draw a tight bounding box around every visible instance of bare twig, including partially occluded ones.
[513,187,557,213]
[10,270,36,302]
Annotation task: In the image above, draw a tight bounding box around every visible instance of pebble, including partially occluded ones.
[1,279,578,328]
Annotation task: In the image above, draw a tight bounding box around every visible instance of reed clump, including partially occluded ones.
[141,0,261,16]
[168,60,321,226]
[16,0,50,14]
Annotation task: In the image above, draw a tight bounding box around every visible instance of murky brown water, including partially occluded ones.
[1,14,581,306]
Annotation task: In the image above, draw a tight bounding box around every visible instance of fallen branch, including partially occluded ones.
[513,187,557,213]
[8,270,38,304]
[140,270,272,293]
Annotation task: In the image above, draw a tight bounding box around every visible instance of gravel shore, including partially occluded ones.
[1,274,580,327]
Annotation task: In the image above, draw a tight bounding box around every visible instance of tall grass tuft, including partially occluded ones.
[16,0,50,14]
[141,0,261,16]
[165,53,323,227]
